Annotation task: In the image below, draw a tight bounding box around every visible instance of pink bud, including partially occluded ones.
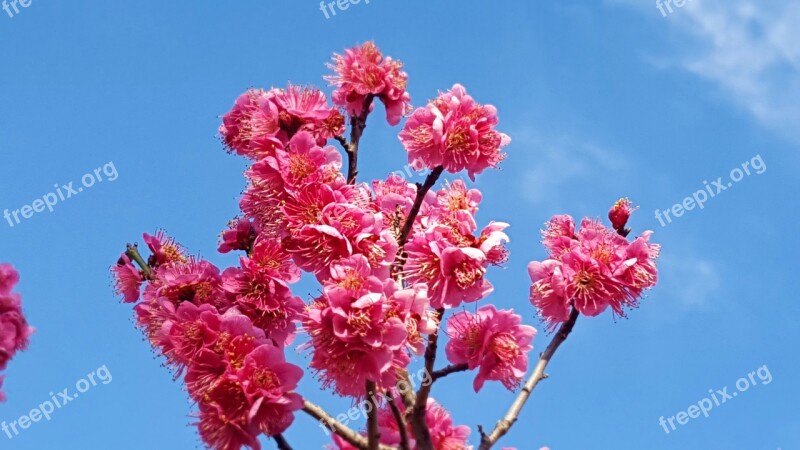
[608,198,636,232]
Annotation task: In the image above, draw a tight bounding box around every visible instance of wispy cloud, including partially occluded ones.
[617,0,800,140]
[514,132,629,208]
[659,253,720,308]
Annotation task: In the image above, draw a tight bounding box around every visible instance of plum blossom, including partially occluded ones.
[445,305,536,392]
[326,42,412,125]
[219,86,344,160]
[400,84,510,180]
[112,253,143,303]
[0,264,33,401]
[529,204,660,327]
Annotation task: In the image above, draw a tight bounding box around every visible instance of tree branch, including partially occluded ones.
[408,308,444,450]
[386,392,411,450]
[395,368,416,414]
[345,94,375,184]
[366,381,381,450]
[390,165,445,278]
[478,307,580,450]
[301,400,393,450]
[431,363,469,382]
[273,434,293,450]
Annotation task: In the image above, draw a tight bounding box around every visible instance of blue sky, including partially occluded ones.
[1,1,798,449]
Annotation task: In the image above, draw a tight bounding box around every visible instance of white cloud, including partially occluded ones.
[659,253,720,308]
[516,132,629,207]
[620,0,800,140]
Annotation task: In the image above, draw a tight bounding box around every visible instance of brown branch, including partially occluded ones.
[125,243,152,279]
[396,368,416,414]
[273,434,293,450]
[386,392,411,450]
[366,381,381,450]
[345,94,375,184]
[478,308,580,450]
[301,400,393,450]
[408,308,445,450]
[431,363,469,381]
[390,165,445,278]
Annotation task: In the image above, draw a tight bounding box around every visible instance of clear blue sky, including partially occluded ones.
[1,1,798,449]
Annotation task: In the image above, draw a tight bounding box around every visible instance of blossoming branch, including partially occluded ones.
[111,42,660,450]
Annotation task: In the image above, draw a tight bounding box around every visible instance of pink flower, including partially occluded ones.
[301,284,410,397]
[426,180,482,236]
[528,260,570,329]
[541,215,576,259]
[220,88,284,160]
[272,84,346,143]
[218,218,259,254]
[0,264,33,401]
[164,302,222,372]
[326,42,412,125]
[241,160,288,237]
[284,224,352,275]
[237,344,304,436]
[269,132,342,193]
[528,213,660,325]
[197,380,262,450]
[111,254,143,303]
[405,230,493,309]
[152,258,226,309]
[222,249,304,347]
[0,265,20,295]
[446,305,536,392]
[477,222,510,266]
[608,198,637,234]
[143,230,187,268]
[400,84,510,180]
[282,183,336,230]
[373,173,417,218]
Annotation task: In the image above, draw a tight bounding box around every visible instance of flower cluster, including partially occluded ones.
[0,264,33,402]
[302,262,437,396]
[112,231,304,450]
[110,42,650,450]
[528,201,660,328]
[220,85,346,160]
[330,396,472,450]
[399,84,511,180]
[445,305,536,392]
[326,41,412,125]
[402,180,510,309]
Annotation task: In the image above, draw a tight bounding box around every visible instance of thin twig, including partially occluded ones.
[273,434,293,450]
[431,363,469,381]
[301,400,393,450]
[345,94,375,184]
[386,392,411,450]
[478,308,580,449]
[390,165,445,278]
[125,243,152,279]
